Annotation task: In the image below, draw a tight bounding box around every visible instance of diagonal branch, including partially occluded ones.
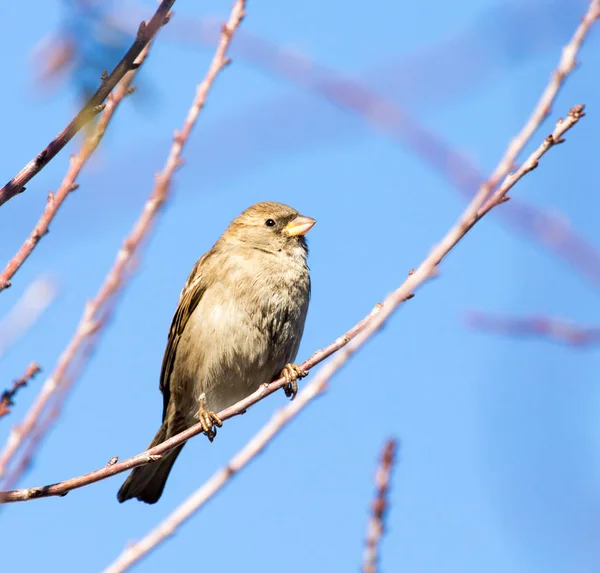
[0,105,584,506]
[0,43,153,292]
[478,0,600,197]
[0,0,246,485]
[97,107,584,573]
[466,311,600,347]
[0,274,59,359]
[0,0,175,208]
[362,439,398,573]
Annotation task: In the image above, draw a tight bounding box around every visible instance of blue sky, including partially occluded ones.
[1,0,600,571]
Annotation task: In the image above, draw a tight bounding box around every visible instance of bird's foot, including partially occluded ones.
[197,398,223,442]
[280,363,308,400]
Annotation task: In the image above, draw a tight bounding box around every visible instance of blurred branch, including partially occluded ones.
[0,0,245,488]
[0,0,175,208]
[466,310,600,347]
[0,108,583,508]
[0,364,41,420]
[0,274,59,359]
[362,439,398,573]
[0,45,151,293]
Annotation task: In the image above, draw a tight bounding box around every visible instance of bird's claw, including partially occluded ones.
[280,363,308,400]
[198,399,223,442]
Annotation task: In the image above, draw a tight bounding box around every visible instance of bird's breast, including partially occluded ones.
[174,254,310,415]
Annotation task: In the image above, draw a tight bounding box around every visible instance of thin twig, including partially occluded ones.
[481,0,600,205]
[0,0,245,488]
[362,439,398,573]
[0,364,41,420]
[0,106,583,506]
[0,44,152,292]
[97,107,584,572]
[0,0,175,208]
[466,311,600,347]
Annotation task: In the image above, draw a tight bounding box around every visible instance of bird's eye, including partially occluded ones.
[265,219,276,227]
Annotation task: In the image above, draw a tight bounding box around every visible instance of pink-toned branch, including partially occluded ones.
[0,364,41,420]
[0,106,582,505]
[362,439,398,573]
[466,311,600,347]
[97,107,584,572]
[0,45,152,292]
[480,0,599,197]
[0,0,246,485]
[0,0,175,208]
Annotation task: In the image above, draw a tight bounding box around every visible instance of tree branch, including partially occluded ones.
[0,364,41,420]
[0,44,153,292]
[466,311,600,347]
[0,0,175,208]
[478,0,599,196]
[0,0,245,484]
[0,106,584,506]
[362,439,398,573]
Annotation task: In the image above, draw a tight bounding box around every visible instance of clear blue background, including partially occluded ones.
[1,0,600,571]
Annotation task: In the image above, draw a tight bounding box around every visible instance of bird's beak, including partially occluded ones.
[284,215,316,237]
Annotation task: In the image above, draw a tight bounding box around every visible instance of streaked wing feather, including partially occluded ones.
[159,253,209,421]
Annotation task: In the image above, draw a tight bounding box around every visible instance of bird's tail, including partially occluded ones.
[117,421,185,504]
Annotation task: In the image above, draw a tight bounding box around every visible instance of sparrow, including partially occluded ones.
[117,201,315,503]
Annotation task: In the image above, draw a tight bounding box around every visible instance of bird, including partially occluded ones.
[117,201,316,504]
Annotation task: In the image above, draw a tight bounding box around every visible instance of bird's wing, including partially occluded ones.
[159,253,210,421]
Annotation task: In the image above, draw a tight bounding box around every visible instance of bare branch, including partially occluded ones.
[362,439,398,573]
[0,364,41,420]
[0,0,175,208]
[479,0,599,197]
[0,44,152,292]
[0,106,583,507]
[466,311,600,347]
[0,0,245,488]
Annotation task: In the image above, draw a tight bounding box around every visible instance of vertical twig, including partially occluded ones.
[362,439,398,573]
